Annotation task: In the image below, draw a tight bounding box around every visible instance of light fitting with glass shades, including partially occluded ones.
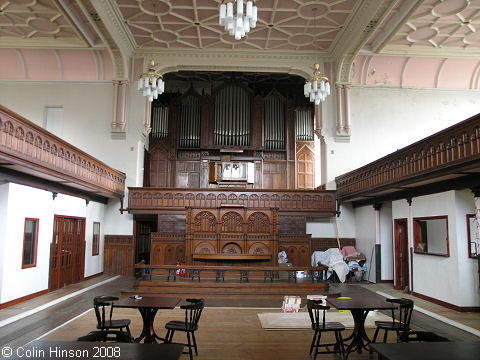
[138,59,164,102]
[219,0,258,40]
[304,63,330,105]
[304,8,330,105]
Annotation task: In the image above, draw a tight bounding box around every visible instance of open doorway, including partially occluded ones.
[394,218,409,291]
[134,215,157,264]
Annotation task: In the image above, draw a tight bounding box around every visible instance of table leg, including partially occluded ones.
[136,308,160,343]
[344,309,371,359]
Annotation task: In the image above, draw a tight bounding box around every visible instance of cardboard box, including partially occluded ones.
[281,295,301,313]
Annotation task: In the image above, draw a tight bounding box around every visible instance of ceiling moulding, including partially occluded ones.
[133,50,333,81]
[0,38,87,49]
[378,46,480,59]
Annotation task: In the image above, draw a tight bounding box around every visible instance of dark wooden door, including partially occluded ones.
[49,216,85,291]
[394,219,409,291]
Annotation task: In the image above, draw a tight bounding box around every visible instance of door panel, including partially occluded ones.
[49,216,85,291]
[394,219,409,291]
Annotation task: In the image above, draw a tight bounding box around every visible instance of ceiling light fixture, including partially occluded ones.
[138,3,164,102]
[138,59,164,102]
[304,8,330,105]
[219,0,258,40]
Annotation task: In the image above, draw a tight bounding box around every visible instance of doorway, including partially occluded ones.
[394,218,409,291]
[134,216,157,264]
[49,216,85,291]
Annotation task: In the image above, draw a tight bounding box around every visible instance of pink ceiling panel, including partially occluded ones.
[132,57,144,80]
[403,58,444,88]
[330,0,356,11]
[351,56,366,85]
[0,49,24,80]
[21,49,61,81]
[99,50,113,81]
[438,59,479,89]
[366,56,407,87]
[58,50,97,81]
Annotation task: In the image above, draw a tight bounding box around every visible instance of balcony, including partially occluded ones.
[128,188,337,216]
[0,105,125,202]
[336,113,480,206]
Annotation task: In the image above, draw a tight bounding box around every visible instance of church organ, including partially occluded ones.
[132,72,334,268]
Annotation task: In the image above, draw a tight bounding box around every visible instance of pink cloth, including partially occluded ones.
[341,246,357,257]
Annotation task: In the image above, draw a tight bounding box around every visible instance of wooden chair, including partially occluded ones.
[164,299,204,360]
[307,299,345,360]
[399,331,450,343]
[93,296,131,335]
[77,330,134,343]
[372,298,414,343]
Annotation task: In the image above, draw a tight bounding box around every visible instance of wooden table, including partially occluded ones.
[0,340,184,360]
[114,296,181,343]
[370,341,480,360]
[327,294,396,359]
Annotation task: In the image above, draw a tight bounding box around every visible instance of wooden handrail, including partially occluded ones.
[135,264,327,272]
[335,113,480,203]
[0,105,125,199]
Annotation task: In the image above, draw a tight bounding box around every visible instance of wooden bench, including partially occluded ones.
[135,264,327,283]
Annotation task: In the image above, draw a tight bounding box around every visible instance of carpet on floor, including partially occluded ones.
[258,310,391,330]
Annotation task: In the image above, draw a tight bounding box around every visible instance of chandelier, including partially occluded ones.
[304,8,330,105]
[219,0,258,40]
[137,59,164,102]
[304,63,330,105]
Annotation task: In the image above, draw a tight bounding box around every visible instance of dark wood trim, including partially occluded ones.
[83,272,104,281]
[0,289,48,309]
[381,280,394,283]
[412,291,480,312]
[21,218,39,269]
[413,215,450,257]
[336,113,480,205]
[92,221,100,256]
[0,104,125,199]
[0,167,109,204]
[466,214,477,259]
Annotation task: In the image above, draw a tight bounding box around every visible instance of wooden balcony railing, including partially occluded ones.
[336,113,480,203]
[127,187,337,216]
[0,105,125,199]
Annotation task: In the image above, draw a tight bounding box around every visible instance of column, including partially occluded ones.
[374,203,382,283]
[343,85,351,134]
[336,85,344,134]
[472,187,480,287]
[119,82,127,131]
[111,81,119,130]
[407,197,413,293]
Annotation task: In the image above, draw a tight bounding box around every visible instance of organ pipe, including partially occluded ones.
[296,109,313,141]
[180,95,201,148]
[151,105,169,139]
[264,94,285,150]
[214,85,251,146]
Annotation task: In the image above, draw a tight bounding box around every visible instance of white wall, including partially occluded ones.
[380,202,394,281]
[0,183,107,304]
[0,183,9,300]
[354,205,377,282]
[392,191,479,307]
[454,190,479,307]
[323,87,480,187]
[307,202,356,239]
[0,81,148,235]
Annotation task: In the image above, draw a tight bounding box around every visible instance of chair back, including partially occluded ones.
[399,331,450,343]
[307,299,330,329]
[387,298,414,330]
[93,296,119,328]
[77,330,133,343]
[181,299,204,330]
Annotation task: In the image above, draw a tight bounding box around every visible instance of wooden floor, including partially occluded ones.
[0,276,479,360]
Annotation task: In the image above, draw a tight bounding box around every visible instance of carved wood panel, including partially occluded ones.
[263,161,287,189]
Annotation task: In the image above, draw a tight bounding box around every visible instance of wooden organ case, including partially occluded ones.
[130,73,336,269]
